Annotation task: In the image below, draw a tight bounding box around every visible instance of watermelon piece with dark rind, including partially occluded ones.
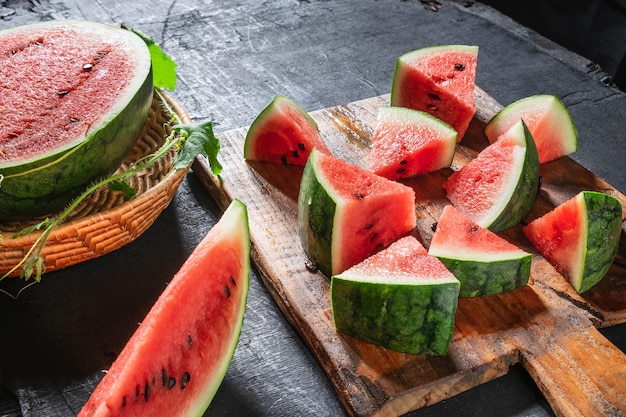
[443,120,540,232]
[0,20,153,220]
[484,94,578,163]
[368,106,457,180]
[298,148,417,277]
[77,199,250,417]
[523,191,622,293]
[390,44,478,141]
[428,205,532,297]
[331,236,459,355]
[243,95,331,165]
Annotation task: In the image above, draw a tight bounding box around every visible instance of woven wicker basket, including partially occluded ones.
[0,90,190,278]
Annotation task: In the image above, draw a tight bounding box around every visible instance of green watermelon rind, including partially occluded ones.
[0,21,153,220]
[331,273,459,355]
[484,94,578,163]
[434,256,531,297]
[243,95,325,164]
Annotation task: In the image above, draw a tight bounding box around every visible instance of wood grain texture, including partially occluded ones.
[192,88,626,417]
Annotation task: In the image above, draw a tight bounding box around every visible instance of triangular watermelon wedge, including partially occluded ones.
[331,236,460,355]
[390,44,478,141]
[523,191,622,293]
[428,204,532,297]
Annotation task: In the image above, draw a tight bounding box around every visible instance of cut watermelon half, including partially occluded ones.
[523,191,622,293]
[243,95,330,165]
[368,106,457,180]
[331,236,459,355]
[484,94,578,163]
[443,120,540,232]
[78,199,250,417]
[390,44,478,141]
[428,205,532,297]
[0,20,153,220]
[298,148,417,277]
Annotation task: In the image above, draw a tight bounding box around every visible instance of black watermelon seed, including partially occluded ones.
[292,150,300,158]
[431,222,438,232]
[400,160,408,165]
[224,284,231,298]
[281,155,288,164]
[230,276,236,286]
[144,383,150,402]
[370,232,378,243]
[305,260,317,272]
[428,93,441,100]
[365,223,373,230]
[470,226,478,233]
[57,91,69,96]
[298,142,306,151]
[122,396,127,407]
[454,63,465,71]
[355,192,364,200]
[135,385,140,401]
[161,369,168,386]
[187,334,193,349]
[396,168,406,173]
[168,377,176,389]
[181,372,191,389]
[69,117,79,123]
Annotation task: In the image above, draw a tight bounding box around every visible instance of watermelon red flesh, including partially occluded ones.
[522,191,622,293]
[428,204,531,297]
[443,120,539,232]
[78,199,250,417]
[390,45,478,141]
[0,21,153,220]
[331,236,459,355]
[484,95,578,163]
[243,95,330,165]
[298,149,417,277]
[368,106,457,180]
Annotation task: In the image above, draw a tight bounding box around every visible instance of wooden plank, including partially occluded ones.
[191,88,626,417]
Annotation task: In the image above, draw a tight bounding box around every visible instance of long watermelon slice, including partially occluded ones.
[523,191,622,293]
[243,95,330,165]
[331,236,460,355]
[443,120,540,232]
[298,148,417,277]
[0,20,153,220]
[390,44,478,141]
[428,205,532,297]
[78,199,250,417]
[368,106,457,180]
[484,94,578,163]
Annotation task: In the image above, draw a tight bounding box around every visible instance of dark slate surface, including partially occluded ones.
[0,1,624,416]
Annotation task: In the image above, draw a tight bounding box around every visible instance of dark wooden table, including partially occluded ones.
[1,1,624,416]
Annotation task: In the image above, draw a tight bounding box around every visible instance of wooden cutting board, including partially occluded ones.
[192,88,626,417]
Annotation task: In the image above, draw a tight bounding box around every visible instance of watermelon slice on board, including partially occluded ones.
[298,148,417,277]
[390,44,478,141]
[484,94,578,163]
[0,20,154,220]
[428,204,532,297]
[523,191,622,293]
[443,119,540,232]
[368,106,457,180]
[243,95,331,165]
[78,199,250,417]
[331,236,460,355]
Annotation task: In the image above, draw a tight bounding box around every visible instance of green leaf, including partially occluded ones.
[109,179,137,200]
[173,122,223,175]
[132,28,177,91]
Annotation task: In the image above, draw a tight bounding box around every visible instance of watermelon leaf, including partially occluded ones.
[132,28,177,91]
[109,179,138,200]
[173,121,223,175]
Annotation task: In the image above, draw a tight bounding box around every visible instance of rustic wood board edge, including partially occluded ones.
[191,89,626,417]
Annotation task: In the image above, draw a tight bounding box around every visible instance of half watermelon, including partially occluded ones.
[443,120,540,232]
[243,95,330,165]
[78,199,250,417]
[298,148,417,277]
[0,20,154,220]
[484,94,578,163]
[390,44,478,141]
[331,236,460,355]
[428,205,532,297]
[523,191,622,293]
[368,106,457,180]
